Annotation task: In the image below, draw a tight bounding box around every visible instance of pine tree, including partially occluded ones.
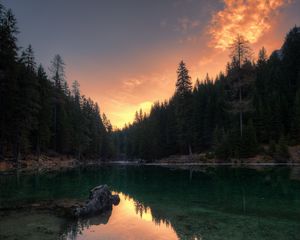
[257,47,268,65]
[50,54,65,90]
[49,54,67,152]
[276,135,289,161]
[254,47,268,142]
[240,121,258,158]
[291,89,300,143]
[103,113,112,133]
[282,26,300,90]
[213,127,230,160]
[228,35,253,137]
[36,65,52,155]
[175,60,192,96]
[13,45,40,161]
[21,45,36,71]
[0,8,18,62]
[174,61,193,154]
[0,7,18,159]
[72,80,80,104]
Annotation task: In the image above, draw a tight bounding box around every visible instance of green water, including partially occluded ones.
[0,165,300,240]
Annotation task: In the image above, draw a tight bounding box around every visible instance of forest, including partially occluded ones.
[112,27,300,161]
[1,3,300,163]
[0,4,114,162]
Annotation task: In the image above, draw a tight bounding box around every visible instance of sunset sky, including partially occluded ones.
[3,0,300,128]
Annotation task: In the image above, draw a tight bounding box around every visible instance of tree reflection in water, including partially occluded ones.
[64,210,112,240]
[1,166,300,240]
[63,193,178,240]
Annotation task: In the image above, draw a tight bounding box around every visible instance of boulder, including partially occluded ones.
[73,185,120,217]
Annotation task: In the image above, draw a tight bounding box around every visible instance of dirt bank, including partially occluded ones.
[1,145,299,173]
[0,154,83,173]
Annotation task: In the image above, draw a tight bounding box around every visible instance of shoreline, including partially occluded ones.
[109,162,300,166]
[1,145,299,173]
[1,149,300,173]
[1,158,300,175]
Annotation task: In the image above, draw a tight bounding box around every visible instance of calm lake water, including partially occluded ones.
[0,165,300,240]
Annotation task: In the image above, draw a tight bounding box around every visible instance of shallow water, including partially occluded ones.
[0,165,300,240]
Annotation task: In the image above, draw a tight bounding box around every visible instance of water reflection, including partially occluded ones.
[64,193,178,240]
[1,166,300,240]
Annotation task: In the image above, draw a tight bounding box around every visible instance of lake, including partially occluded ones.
[0,165,300,240]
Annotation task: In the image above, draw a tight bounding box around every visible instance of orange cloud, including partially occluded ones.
[68,0,294,129]
[209,0,291,49]
[123,78,143,89]
[106,72,176,128]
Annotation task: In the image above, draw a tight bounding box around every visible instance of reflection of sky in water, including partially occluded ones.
[1,166,300,240]
[66,192,179,240]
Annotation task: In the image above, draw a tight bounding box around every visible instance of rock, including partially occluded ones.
[73,185,120,217]
[0,185,120,219]
[111,194,120,205]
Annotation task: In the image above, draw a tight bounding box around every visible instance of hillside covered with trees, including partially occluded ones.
[1,2,300,164]
[113,26,300,161]
[0,3,113,162]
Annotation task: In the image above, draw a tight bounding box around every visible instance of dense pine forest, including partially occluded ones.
[0,4,113,162]
[1,3,300,163]
[113,27,300,161]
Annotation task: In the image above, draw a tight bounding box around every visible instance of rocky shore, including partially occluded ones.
[1,145,300,173]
